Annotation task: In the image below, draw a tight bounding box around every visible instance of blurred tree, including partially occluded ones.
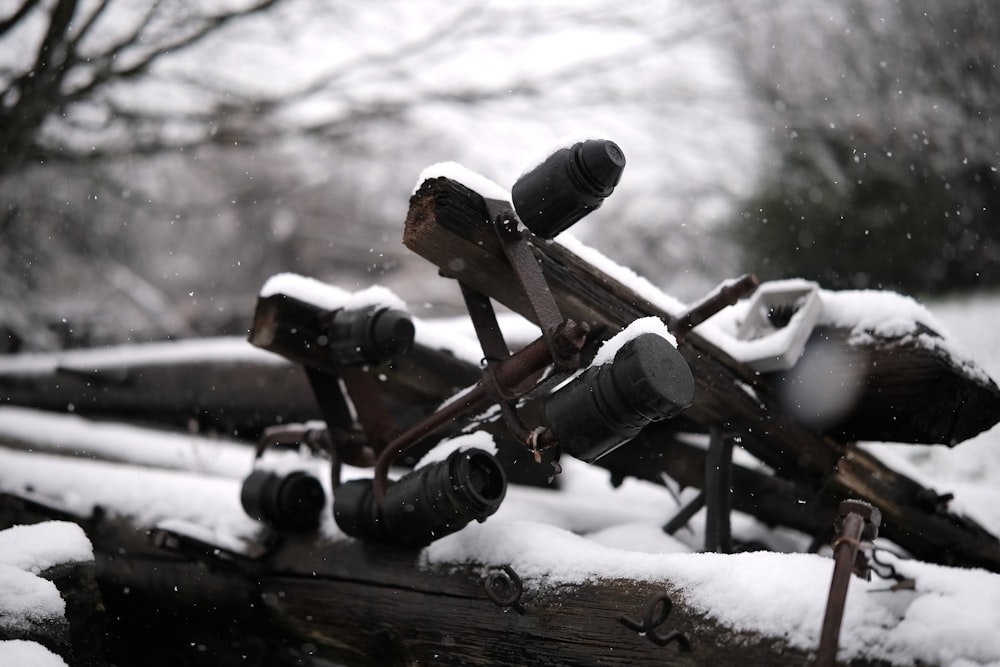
[728,0,1000,293]
[1,0,760,347]
[0,0,284,174]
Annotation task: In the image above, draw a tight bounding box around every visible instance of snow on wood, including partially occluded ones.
[0,448,267,553]
[0,337,318,437]
[0,523,92,575]
[0,336,283,377]
[0,639,69,667]
[0,522,98,667]
[0,564,65,633]
[260,272,408,313]
[414,161,510,201]
[2,429,1000,664]
[590,316,677,366]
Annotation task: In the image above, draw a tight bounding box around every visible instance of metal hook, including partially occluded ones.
[619,592,691,650]
[485,565,525,613]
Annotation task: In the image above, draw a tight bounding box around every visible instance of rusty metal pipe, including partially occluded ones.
[816,510,866,666]
[671,273,759,343]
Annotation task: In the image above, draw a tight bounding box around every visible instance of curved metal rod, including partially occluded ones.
[370,326,585,506]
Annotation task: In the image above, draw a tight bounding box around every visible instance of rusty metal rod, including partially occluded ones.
[671,273,759,343]
[816,510,866,666]
[370,324,586,506]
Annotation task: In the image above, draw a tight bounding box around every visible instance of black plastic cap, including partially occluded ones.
[448,448,508,521]
[371,308,416,362]
[333,448,507,547]
[327,306,415,366]
[608,333,695,420]
[575,139,626,197]
[512,138,626,239]
[543,333,694,462]
[241,470,326,532]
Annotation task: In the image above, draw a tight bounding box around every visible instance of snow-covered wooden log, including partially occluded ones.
[404,176,1000,445]
[403,175,1000,571]
[3,416,1000,666]
[0,338,317,437]
[0,520,105,667]
[0,493,908,667]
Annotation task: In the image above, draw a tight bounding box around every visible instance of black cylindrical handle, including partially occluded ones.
[326,306,415,366]
[512,139,625,239]
[333,447,507,547]
[543,333,694,462]
[240,469,326,531]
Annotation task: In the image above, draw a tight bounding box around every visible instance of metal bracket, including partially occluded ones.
[485,197,581,371]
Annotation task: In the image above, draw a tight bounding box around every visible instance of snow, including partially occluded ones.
[554,232,687,315]
[1,287,999,665]
[0,406,262,478]
[0,336,283,376]
[423,504,1000,666]
[695,277,990,385]
[590,316,676,366]
[415,431,498,468]
[0,448,266,554]
[260,272,408,313]
[0,523,93,574]
[0,640,68,667]
[0,563,65,632]
[414,162,510,201]
[0,522,90,666]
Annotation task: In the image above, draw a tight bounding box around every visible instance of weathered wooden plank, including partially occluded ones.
[0,344,317,437]
[259,572,814,666]
[403,176,1000,572]
[761,326,1000,445]
[0,493,837,667]
[403,176,1000,444]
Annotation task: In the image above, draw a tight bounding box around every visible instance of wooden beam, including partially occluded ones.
[403,176,1000,572]
[0,343,318,438]
[0,493,847,666]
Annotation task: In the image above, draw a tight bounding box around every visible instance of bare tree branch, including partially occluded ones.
[0,0,41,38]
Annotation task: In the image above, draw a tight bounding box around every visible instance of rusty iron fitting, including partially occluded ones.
[835,499,881,578]
[816,500,882,667]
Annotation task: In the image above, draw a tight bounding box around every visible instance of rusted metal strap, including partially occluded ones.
[460,281,511,363]
[485,198,580,370]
